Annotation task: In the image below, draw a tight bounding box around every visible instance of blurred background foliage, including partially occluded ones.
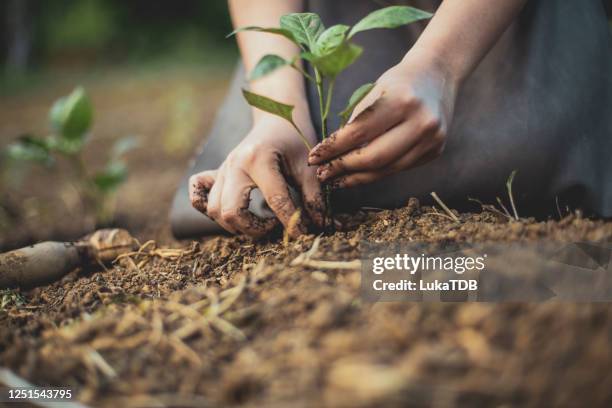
[0,0,238,248]
[1,0,237,91]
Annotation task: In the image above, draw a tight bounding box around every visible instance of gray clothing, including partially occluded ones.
[170,0,612,238]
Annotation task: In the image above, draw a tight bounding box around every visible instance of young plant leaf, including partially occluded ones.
[339,83,376,126]
[49,87,93,142]
[310,42,363,78]
[506,170,519,220]
[93,161,128,194]
[242,89,312,150]
[46,136,85,155]
[314,24,349,56]
[280,13,324,50]
[348,6,433,38]
[250,54,290,80]
[5,135,53,166]
[242,89,295,123]
[227,26,297,44]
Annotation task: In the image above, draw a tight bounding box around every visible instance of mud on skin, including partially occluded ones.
[191,183,209,214]
[239,187,278,237]
[308,102,381,166]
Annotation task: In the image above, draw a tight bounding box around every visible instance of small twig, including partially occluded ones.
[430,192,459,222]
[305,236,321,259]
[467,197,512,220]
[495,197,513,219]
[256,248,278,256]
[209,316,247,342]
[123,256,140,273]
[555,196,563,220]
[217,278,246,315]
[290,237,320,265]
[506,170,519,220]
[85,348,117,379]
[293,258,362,270]
[167,336,203,367]
[360,206,385,212]
[150,309,163,347]
[290,237,360,270]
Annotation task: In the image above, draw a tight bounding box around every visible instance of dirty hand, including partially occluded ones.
[189,116,323,238]
[308,52,457,188]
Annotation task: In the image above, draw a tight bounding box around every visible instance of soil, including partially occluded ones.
[1,201,612,407]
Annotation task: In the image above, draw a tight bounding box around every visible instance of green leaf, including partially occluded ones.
[300,51,315,62]
[310,42,363,78]
[339,83,376,126]
[93,161,127,194]
[242,89,295,124]
[250,54,290,80]
[19,135,51,151]
[314,24,349,56]
[5,135,53,166]
[280,13,324,50]
[46,135,85,155]
[227,26,297,44]
[49,86,93,141]
[242,89,312,150]
[348,6,433,38]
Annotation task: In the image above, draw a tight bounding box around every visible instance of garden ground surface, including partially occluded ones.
[1,65,612,407]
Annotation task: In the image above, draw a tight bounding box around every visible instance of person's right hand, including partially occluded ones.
[189,115,324,238]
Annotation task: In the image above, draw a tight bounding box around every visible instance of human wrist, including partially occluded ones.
[251,77,312,130]
[252,100,312,131]
[400,45,465,90]
[252,106,316,143]
[250,71,309,104]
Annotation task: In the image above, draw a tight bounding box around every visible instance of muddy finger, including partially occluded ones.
[189,170,217,214]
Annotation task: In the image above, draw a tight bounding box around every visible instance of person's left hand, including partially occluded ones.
[307,53,458,188]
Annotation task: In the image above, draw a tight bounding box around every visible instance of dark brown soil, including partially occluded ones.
[2,201,612,407]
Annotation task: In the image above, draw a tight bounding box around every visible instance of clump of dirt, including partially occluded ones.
[1,200,612,407]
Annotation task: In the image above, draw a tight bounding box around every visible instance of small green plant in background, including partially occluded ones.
[4,87,136,225]
[231,6,432,229]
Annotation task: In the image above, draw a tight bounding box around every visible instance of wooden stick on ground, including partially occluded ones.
[0,229,137,289]
[430,192,460,222]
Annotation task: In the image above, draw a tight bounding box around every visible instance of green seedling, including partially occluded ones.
[230,5,433,230]
[4,87,136,225]
[506,170,519,221]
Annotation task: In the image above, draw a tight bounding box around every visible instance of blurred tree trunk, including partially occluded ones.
[5,0,31,73]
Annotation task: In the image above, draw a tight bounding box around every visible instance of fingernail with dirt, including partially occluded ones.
[328,178,345,190]
[317,165,330,181]
[308,149,321,165]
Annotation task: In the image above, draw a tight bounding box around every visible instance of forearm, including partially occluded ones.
[228,0,311,124]
[405,0,528,84]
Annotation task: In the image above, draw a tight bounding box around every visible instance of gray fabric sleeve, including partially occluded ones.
[169,64,253,238]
